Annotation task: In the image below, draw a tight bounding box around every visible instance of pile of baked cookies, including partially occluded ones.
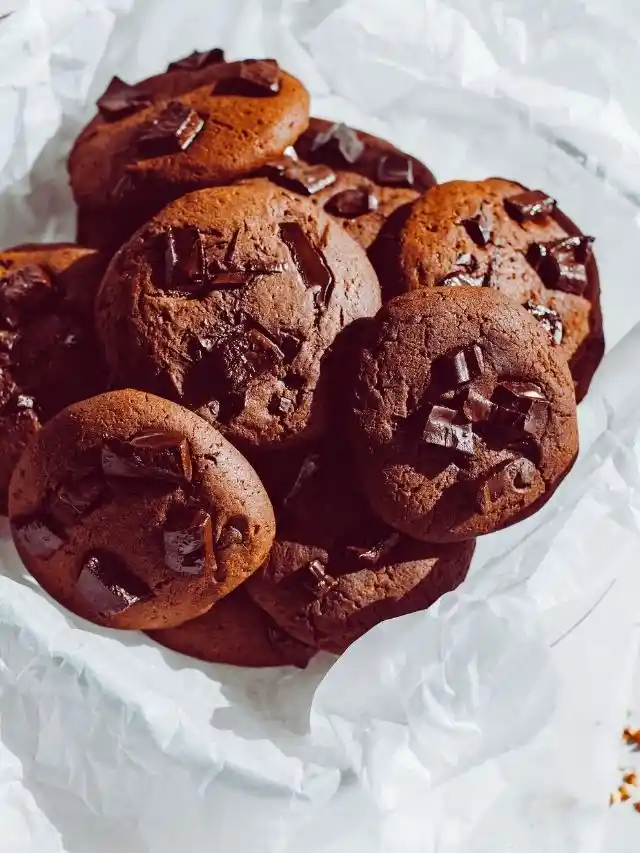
[2,50,602,667]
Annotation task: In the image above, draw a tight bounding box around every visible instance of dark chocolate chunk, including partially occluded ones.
[163,507,215,576]
[524,300,564,346]
[279,222,335,310]
[436,271,485,287]
[309,122,364,165]
[462,208,492,247]
[504,190,556,223]
[12,514,65,558]
[300,559,337,596]
[476,458,537,511]
[48,475,106,529]
[76,551,151,615]
[422,405,474,456]
[346,531,400,566]
[437,344,484,388]
[263,157,336,195]
[527,235,594,295]
[167,48,225,72]
[376,153,415,188]
[0,329,18,366]
[492,381,549,441]
[0,265,52,328]
[459,387,494,423]
[269,394,295,416]
[0,368,16,410]
[324,188,378,218]
[96,76,151,121]
[138,102,204,158]
[214,58,281,96]
[217,517,248,553]
[102,430,192,483]
[164,227,207,292]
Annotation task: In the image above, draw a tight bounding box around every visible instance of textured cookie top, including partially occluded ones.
[95,180,381,451]
[348,287,579,542]
[9,390,275,630]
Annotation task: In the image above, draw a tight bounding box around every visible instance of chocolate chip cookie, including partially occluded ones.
[9,390,275,630]
[147,587,314,668]
[397,178,604,401]
[70,50,310,252]
[95,180,382,451]
[246,450,475,653]
[0,244,107,512]
[348,287,579,543]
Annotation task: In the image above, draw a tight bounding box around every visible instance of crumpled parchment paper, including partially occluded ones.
[0,2,639,851]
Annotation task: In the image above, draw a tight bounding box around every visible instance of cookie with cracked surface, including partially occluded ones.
[247,450,475,653]
[71,50,310,252]
[397,178,604,401]
[95,180,381,451]
[147,587,314,668]
[9,390,275,630]
[0,244,108,512]
[348,287,579,543]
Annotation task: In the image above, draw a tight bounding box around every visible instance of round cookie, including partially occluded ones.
[348,287,579,543]
[95,180,382,452]
[247,451,475,653]
[9,390,275,630]
[0,244,107,512]
[146,588,314,668]
[71,50,310,252]
[397,178,604,401]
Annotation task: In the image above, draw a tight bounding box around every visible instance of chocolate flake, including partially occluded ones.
[325,188,378,218]
[76,551,151,615]
[12,513,65,558]
[279,222,335,311]
[504,190,556,223]
[164,507,215,576]
[524,300,564,346]
[97,76,151,121]
[167,48,225,72]
[309,122,364,165]
[476,458,537,511]
[527,235,594,295]
[462,207,492,247]
[164,227,207,292]
[376,153,415,188]
[48,475,106,529]
[102,430,192,483]
[346,531,401,567]
[491,381,549,441]
[214,58,281,96]
[422,405,474,456]
[301,559,337,597]
[0,264,52,328]
[138,101,204,158]
[263,157,336,195]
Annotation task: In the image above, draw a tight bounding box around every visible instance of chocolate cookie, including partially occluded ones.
[95,180,381,451]
[348,287,579,543]
[0,244,107,512]
[147,588,314,668]
[9,390,275,630]
[397,178,604,401]
[246,451,475,653]
[70,50,310,252]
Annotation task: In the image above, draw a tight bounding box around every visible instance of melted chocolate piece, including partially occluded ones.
[504,190,556,223]
[346,531,401,567]
[48,475,106,529]
[459,387,494,423]
[462,208,492,247]
[0,368,17,410]
[422,405,474,456]
[214,58,281,96]
[524,300,563,346]
[167,48,225,72]
[492,381,549,441]
[301,559,337,596]
[527,235,594,295]
[263,157,336,195]
[309,122,364,165]
[0,265,52,328]
[76,551,151,615]
[0,329,18,366]
[164,227,207,292]
[376,153,414,188]
[12,514,65,558]
[138,102,204,158]
[279,222,335,310]
[438,345,484,388]
[325,188,378,218]
[163,507,215,576]
[97,76,151,121]
[102,430,192,483]
[476,458,536,511]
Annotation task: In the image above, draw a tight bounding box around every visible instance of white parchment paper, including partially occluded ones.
[0,2,639,851]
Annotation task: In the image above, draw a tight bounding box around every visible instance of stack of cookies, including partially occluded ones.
[1,50,601,667]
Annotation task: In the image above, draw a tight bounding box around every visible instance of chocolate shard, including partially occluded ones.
[76,551,151,615]
[504,190,556,223]
[12,513,65,558]
[0,264,52,328]
[524,300,564,346]
[436,271,485,288]
[102,430,192,483]
[96,76,151,121]
[459,387,494,423]
[0,329,18,366]
[346,531,401,567]
[324,188,378,218]
[167,48,225,72]
[48,475,106,529]
[462,207,492,247]
[0,367,17,410]
[309,122,364,165]
[376,153,415,188]
[214,58,281,96]
[300,559,337,596]
[491,381,550,441]
[437,344,484,388]
[163,507,215,576]
[163,227,207,292]
[138,101,204,158]
[422,405,475,456]
[279,222,335,311]
[526,235,594,295]
[263,157,336,195]
[476,458,537,511]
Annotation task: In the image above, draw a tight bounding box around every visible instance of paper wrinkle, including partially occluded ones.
[0,1,639,850]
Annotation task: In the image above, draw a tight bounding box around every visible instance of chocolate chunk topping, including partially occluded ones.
[459,387,494,423]
[527,235,594,295]
[301,559,337,596]
[422,405,474,456]
[462,208,492,247]
[0,265,52,328]
[138,102,204,158]
[14,394,36,412]
[102,430,192,483]
[217,517,248,553]
[437,271,485,287]
[0,329,18,365]
[167,48,225,72]
[163,507,215,576]
[477,458,537,511]
[376,153,415,188]
[76,551,151,615]
[12,514,65,558]
[504,190,556,223]
[97,76,151,121]
[0,368,17,410]
[48,475,106,529]
[437,345,484,389]
[346,531,401,566]
[214,58,281,96]
[309,122,364,165]
[524,300,564,346]
[263,157,336,195]
[164,227,207,292]
[324,188,378,218]
[279,222,334,310]
[491,381,549,441]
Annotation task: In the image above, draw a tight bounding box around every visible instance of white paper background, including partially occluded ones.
[0,2,639,851]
